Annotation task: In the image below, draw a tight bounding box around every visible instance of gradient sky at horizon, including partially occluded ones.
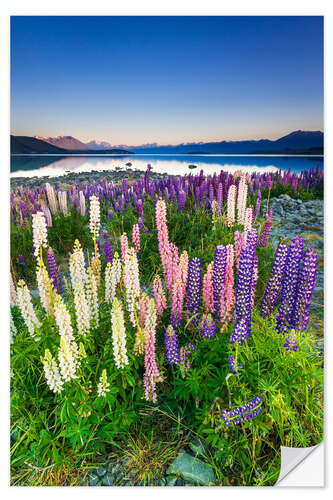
[11,16,323,146]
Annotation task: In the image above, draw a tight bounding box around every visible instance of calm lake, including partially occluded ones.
[10,154,323,178]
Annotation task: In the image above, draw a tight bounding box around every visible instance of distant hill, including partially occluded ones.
[11,136,68,154]
[130,131,324,154]
[11,130,323,155]
[35,135,89,150]
[11,136,133,155]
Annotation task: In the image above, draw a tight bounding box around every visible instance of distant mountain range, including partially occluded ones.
[11,130,323,155]
[11,136,133,155]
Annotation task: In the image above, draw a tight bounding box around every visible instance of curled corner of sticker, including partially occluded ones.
[276,442,324,486]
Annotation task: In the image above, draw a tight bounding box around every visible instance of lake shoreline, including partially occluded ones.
[10,168,172,189]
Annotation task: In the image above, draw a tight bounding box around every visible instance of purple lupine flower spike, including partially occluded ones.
[228,354,242,374]
[104,240,113,264]
[187,258,202,326]
[164,325,180,365]
[18,253,26,271]
[213,245,227,319]
[202,314,215,338]
[292,248,318,332]
[221,396,263,426]
[230,243,255,345]
[47,247,62,294]
[260,242,288,318]
[276,237,304,335]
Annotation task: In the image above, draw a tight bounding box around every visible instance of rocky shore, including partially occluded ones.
[10,168,170,189]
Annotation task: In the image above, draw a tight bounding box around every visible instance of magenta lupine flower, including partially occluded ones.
[120,233,129,263]
[167,243,179,293]
[276,237,304,336]
[260,242,288,318]
[187,258,202,326]
[47,247,62,293]
[230,243,255,345]
[164,325,180,365]
[202,314,215,339]
[259,211,273,247]
[153,275,167,317]
[220,244,235,329]
[292,248,318,332]
[213,245,227,319]
[171,279,184,328]
[104,240,113,264]
[234,231,245,270]
[221,396,262,426]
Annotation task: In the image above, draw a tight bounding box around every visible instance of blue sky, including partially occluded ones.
[10,16,323,145]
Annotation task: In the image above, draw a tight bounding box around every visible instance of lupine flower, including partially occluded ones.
[54,294,75,342]
[124,247,141,326]
[227,185,236,228]
[85,267,99,328]
[284,329,298,352]
[42,349,64,393]
[260,243,288,318]
[234,231,246,270]
[259,211,273,247]
[104,240,113,264]
[105,261,117,304]
[276,237,304,336]
[144,299,162,402]
[41,204,52,227]
[10,272,17,306]
[74,282,90,336]
[178,190,186,211]
[292,248,318,332]
[237,175,248,225]
[58,191,68,216]
[153,275,167,317]
[10,311,17,344]
[58,336,79,382]
[187,258,202,326]
[111,298,129,369]
[179,250,189,297]
[91,246,101,286]
[69,240,87,289]
[45,183,58,213]
[179,343,195,378]
[213,245,227,319]
[120,233,129,263]
[221,396,262,426]
[103,231,109,240]
[32,211,48,257]
[164,325,180,365]
[89,195,100,238]
[202,314,215,339]
[244,206,253,233]
[97,369,110,397]
[220,244,235,329]
[132,223,140,253]
[230,243,255,345]
[166,243,179,292]
[250,255,258,308]
[254,189,262,219]
[134,292,150,355]
[171,279,184,327]
[156,199,170,274]
[47,247,62,294]
[79,191,86,216]
[36,259,54,316]
[228,354,242,374]
[16,280,41,339]
[203,262,214,313]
